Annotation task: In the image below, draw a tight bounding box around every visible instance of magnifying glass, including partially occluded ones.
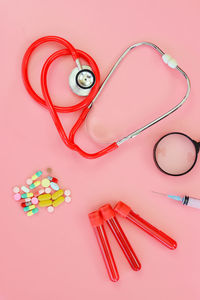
[153,132,200,176]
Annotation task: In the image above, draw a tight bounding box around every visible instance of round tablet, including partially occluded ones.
[45,187,51,194]
[13,186,20,194]
[41,178,50,188]
[26,178,33,185]
[14,193,21,201]
[32,197,38,205]
[64,189,71,196]
[65,196,71,203]
[47,206,54,213]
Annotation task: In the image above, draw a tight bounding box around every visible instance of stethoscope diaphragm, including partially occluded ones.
[69,65,95,96]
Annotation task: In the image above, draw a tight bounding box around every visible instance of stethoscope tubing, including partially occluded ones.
[22,36,100,112]
[41,49,118,158]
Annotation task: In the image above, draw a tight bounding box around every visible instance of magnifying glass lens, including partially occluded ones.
[154,133,198,175]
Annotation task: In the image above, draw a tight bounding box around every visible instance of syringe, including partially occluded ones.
[153,191,200,209]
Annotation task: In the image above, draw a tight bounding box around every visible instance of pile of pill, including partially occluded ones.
[13,170,71,216]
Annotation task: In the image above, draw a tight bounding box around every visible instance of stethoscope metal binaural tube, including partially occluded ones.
[88,42,191,147]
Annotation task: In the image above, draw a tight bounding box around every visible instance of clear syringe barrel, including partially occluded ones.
[183,196,200,209]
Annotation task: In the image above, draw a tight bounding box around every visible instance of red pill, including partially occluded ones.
[48,176,58,183]
[21,201,32,207]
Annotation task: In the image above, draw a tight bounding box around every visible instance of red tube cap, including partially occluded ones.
[114,201,131,218]
[88,210,104,227]
[99,204,115,221]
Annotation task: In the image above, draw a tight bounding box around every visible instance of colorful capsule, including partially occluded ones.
[32,171,42,181]
[24,204,35,212]
[29,180,40,189]
[27,207,39,216]
[53,196,65,207]
[47,176,58,183]
[21,193,33,199]
[21,186,30,193]
[50,182,59,191]
[52,189,63,200]
[39,200,53,207]
[41,178,50,188]
[38,193,51,201]
[21,201,32,207]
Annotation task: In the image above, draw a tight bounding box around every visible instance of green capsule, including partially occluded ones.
[29,180,40,189]
[24,204,35,212]
[27,207,39,216]
[21,193,33,199]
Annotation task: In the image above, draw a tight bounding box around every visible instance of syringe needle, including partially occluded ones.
[152,191,182,201]
[152,191,168,197]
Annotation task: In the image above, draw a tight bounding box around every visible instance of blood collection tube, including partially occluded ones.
[99,204,141,271]
[88,210,119,282]
[114,201,177,250]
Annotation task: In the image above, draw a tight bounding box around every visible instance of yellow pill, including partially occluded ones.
[21,193,33,199]
[27,211,33,216]
[24,204,35,212]
[22,193,34,198]
[29,180,41,190]
[39,200,53,207]
[41,178,50,188]
[53,196,65,207]
[38,193,52,201]
[27,207,39,216]
[52,189,64,200]
[32,171,42,181]
[34,180,40,187]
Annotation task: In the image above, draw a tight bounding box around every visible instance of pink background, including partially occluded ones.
[1,0,200,299]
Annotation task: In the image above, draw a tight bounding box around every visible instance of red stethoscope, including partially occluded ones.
[22,36,190,159]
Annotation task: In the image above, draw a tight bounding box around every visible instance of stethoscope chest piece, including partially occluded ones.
[69,65,95,96]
